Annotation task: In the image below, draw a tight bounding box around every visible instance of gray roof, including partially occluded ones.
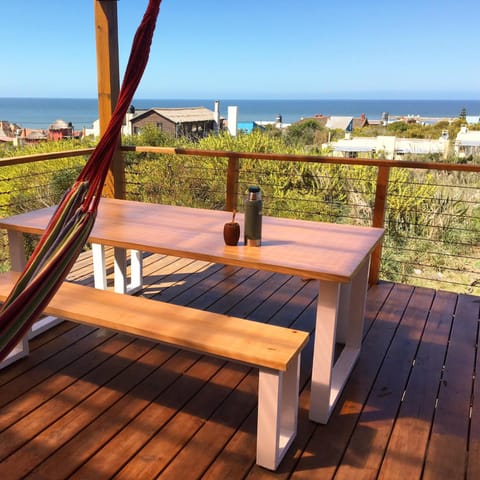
[325,116,353,130]
[26,131,47,140]
[49,119,70,130]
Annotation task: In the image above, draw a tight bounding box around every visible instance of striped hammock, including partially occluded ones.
[0,0,162,362]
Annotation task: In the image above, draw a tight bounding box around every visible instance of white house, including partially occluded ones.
[325,134,449,159]
[455,126,480,157]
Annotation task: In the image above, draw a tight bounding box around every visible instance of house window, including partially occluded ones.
[156,122,163,130]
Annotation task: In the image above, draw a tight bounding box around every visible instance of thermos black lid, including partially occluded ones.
[248,186,260,192]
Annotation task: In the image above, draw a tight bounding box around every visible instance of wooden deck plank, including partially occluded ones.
[246,282,396,480]
[212,270,291,319]
[0,338,161,478]
[66,355,225,479]
[145,259,226,301]
[157,263,248,309]
[113,363,251,480]
[467,294,480,480]
[0,333,139,445]
[291,282,413,480]
[0,325,119,407]
[0,320,79,385]
[378,290,458,480]
[0,250,478,480]
[334,286,436,479]
[158,369,259,479]
[31,352,222,479]
[423,294,479,480]
[141,256,207,294]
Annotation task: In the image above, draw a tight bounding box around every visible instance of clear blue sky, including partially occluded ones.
[1,0,479,99]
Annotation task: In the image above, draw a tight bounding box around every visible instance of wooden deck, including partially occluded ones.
[0,250,479,479]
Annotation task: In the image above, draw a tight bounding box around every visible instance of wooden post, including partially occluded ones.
[94,0,125,199]
[369,165,390,285]
[226,156,240,211]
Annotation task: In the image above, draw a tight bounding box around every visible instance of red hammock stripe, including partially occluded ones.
[0,0,162,363]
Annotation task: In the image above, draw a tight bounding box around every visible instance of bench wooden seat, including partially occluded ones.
[0,271,308,471]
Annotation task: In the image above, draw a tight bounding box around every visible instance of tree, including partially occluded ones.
[284,119,328,147]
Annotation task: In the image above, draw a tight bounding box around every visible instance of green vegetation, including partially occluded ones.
[0,122,478,294]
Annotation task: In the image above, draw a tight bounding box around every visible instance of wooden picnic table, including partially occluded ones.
[0,197,384,423]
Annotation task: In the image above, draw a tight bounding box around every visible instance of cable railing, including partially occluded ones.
[122,146,480,294]
[0,146,478,295]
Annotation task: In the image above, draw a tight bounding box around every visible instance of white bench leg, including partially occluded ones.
[0,337,29,370]
[4,231,60,355]
[92,243,108,290]
[257,354,300,470]
[29,315,63,338]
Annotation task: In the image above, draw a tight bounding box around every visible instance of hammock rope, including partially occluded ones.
[0,0,162,362]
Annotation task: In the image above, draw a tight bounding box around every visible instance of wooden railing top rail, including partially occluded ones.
[1,145,479,173]
[0,148,96,168]
[121,145,480,173]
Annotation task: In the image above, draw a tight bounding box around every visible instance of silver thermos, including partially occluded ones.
[244,186,262,246]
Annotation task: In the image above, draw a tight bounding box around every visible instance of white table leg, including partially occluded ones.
[309,257,370,423]
[114,248,143,294]
[346,259,370,349]
[129,249,143,294]
[257,354,300,470]
[336,281,352,344]
[114,247,128,294]
[8,230,26,271]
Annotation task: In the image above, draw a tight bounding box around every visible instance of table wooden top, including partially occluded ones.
[0,198,384,283]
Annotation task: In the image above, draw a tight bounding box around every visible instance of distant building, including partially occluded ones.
[325,116,354,132]
[87,104,221,140]
[352,113,369,129]
[254,114,291,131]
[465,116,480,125]
[294,114,368,131]
[24,130,48,144]
[129,107,218,139]
[0,121,21,143]
[455,126,480,157]
[48,119,74,141]
[325,134,449,159]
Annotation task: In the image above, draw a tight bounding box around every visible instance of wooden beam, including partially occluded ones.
[94,0,125,199]
[225,156,240,211]
[369,165,390,285]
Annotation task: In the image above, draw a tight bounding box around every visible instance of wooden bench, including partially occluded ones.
[0,271,308,471]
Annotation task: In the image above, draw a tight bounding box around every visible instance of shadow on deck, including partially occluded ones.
[0,251,479,479]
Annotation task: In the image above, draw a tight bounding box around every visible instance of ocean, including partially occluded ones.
[1,97,480,130]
